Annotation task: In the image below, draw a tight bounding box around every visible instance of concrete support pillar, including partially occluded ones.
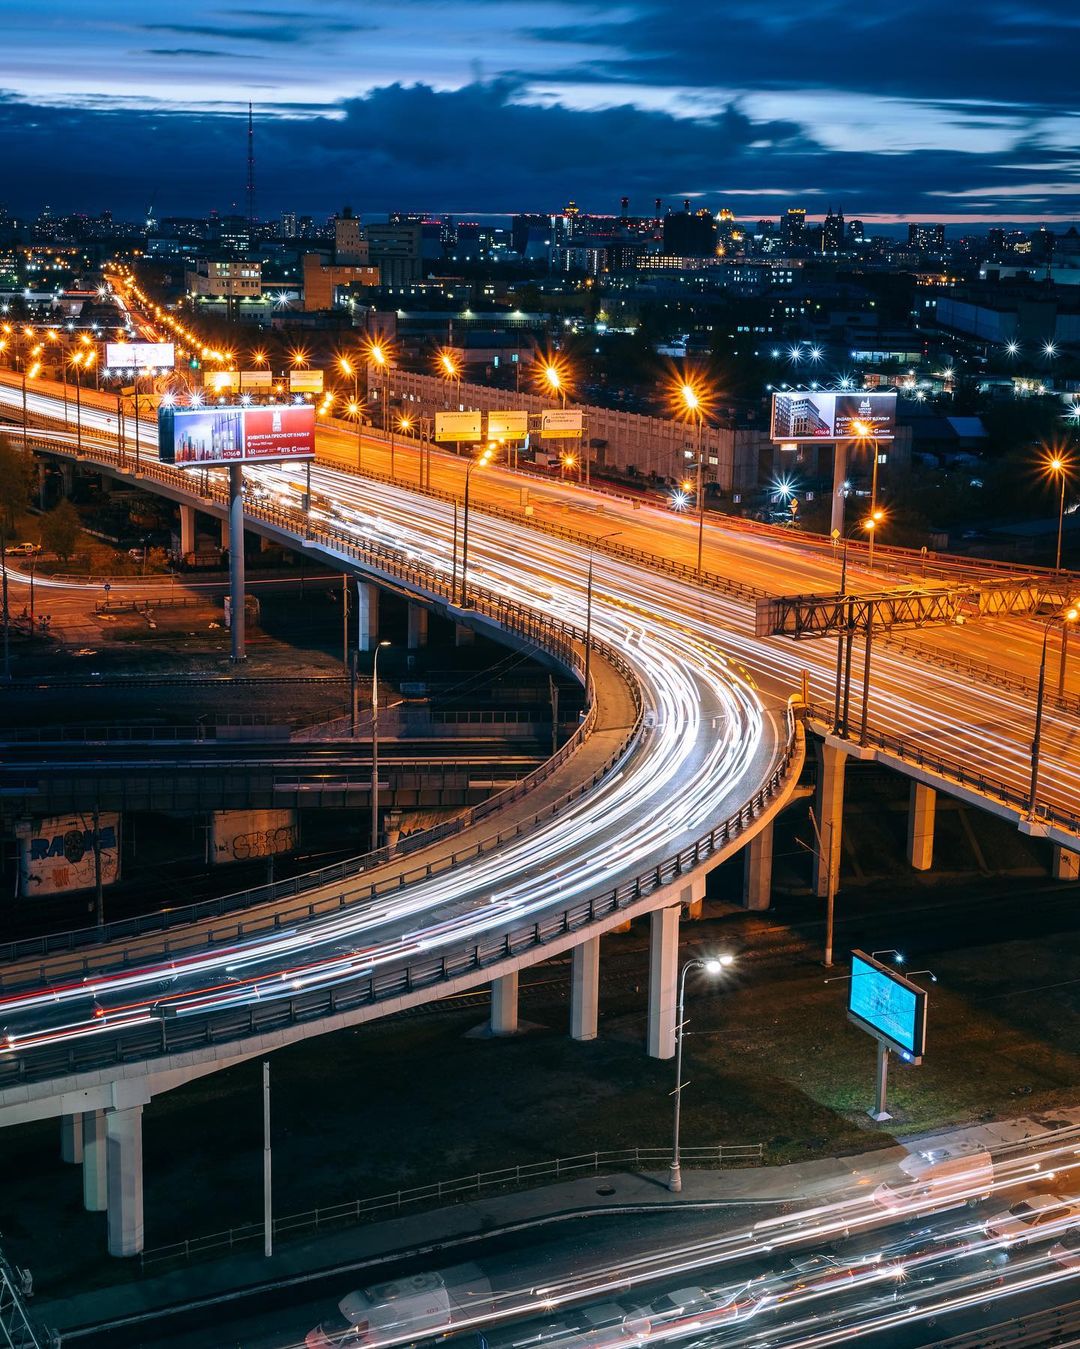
[742,820,775,911]
[907,782,937,872]
[60,463,75,496]
[570,937,600,1042]
[82,1109,108,1212]
[685,875,706,921]
[1052,846,1080,881]
[61,1112,84,1164]
[228,464,246,663]
[219,514,230,551]
[178,504,196,555]
[356,581,379,654]
[38,461,48,510]
[407,602,429,650]
[813,741,847,899]
[490,972,519,1036]
[647,905,680,1060]
[454,623,475,647]
[106,1105,144,1257]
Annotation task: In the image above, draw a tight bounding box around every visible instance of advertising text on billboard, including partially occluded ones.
[847,950,927,1059]
[105,342,175,370]
[158,404,316,466]
[770,391,896,443]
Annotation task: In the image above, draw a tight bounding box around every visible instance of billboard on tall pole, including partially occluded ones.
[158,404,315,465]
[105,342,175,369]
[770,391,896,442]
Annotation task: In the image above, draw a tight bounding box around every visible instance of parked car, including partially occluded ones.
[4,542,40,557]
[985,1194,1080,1250]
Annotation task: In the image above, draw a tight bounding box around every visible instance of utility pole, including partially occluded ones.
[262,1059,273,1258]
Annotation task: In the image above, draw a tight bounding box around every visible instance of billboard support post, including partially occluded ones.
[831,441,848,537]
[871,1041,891,1122]
[229,465,246,663]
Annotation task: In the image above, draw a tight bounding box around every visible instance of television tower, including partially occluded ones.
[246,101,256,233]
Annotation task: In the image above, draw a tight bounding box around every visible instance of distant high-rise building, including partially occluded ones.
[662,207,716,258]
[908,222,945,252]
[334,207,366,264]
[780,208,806,249]
[988,227,1005,259]
[847,220,865,244]
[281,212,297,239]
[822,206,845,254]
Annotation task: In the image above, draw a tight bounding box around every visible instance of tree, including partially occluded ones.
[40,499,81,562]
[0,433,33,536]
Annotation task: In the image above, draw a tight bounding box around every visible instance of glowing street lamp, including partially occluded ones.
[862,507,885,569]
[347,397,365,472]
[668,955,734,1193]
[1044,451,1073,572]
[366,341,391,431]
[675,377,710,577]
[457,446,496,606]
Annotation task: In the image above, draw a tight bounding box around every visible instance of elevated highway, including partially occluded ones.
[0,373,1076,1255]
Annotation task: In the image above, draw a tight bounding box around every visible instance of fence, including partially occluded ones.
[138,1143,764,1272]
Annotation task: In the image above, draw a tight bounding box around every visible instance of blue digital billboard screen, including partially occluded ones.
[847,950,927,1059]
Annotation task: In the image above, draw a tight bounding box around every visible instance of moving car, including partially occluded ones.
[872,1150,995,1216]
[1048,1226,1080,1270]
[306,1268,494,1349]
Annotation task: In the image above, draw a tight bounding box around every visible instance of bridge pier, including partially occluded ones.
[220,514,230,551]
[228,464,246,663]
[742,821,774,911]
[907,782,936,871]
[1052,846,1080,881]
[106,1105,144,1257]
[647,904,681,1060]
[813,741,847,899]
[179,504,196,556]
[82,1110,108,1213]
[490,972,519,1035]
[455,624,475,648]
[407,602,429,650]
[60,1112,83,1164]
[570,936,600,1041]
[356,581,380,653]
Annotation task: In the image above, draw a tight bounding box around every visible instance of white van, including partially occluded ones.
[872,1149,995,1217]
[306,1267,494,1349]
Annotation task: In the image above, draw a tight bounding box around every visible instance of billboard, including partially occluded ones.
[488,410,529,440]
[159,404,316,466]
[847,950,927,1061]
[541,409,584,439]
[210,808,297,865]
[105,342,175,370]
[770,391,896,443]
[435,411,483,443]
[289,369,324,393]
[241,369,273,390]
[17,813,121,897]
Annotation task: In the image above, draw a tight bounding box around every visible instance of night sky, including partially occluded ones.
[3,0,1078,224]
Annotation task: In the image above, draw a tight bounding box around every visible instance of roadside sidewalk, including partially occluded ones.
[37,1102,1080,1334]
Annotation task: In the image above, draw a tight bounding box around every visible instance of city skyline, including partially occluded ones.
[2,0,1078,222]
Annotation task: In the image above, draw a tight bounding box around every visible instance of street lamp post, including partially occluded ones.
[1048,455,1070,572]
[1029,606,1079,816]
[370,639,391,850]
[583,531,622,709]
[459,447,494,606]
[678,382,708,578]
[669,955,733,1193]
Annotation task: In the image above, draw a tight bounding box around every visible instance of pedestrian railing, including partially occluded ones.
[137,1143,764,1272]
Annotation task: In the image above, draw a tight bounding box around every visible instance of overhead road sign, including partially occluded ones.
[435,411,482,443]
[541,409,584,439]
[488,411,529,439]
[241,370,273,390]
[770,390,896,443]
[159,404,316,466]
[289,369,324,393]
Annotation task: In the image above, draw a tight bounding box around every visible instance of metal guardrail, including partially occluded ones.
[0,702,797,1082]
[883,631,1080,717]
[805,704,1080,837]
[921,1296,1080,1349]
[0,708,344,743]
[138,1143,764,1271]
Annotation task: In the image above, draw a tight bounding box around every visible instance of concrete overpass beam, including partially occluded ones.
[1052,846,1080,881]
[82,1109,108,1212]
[570,936,600,1041]
[813,741,847,899]
[356,581,379,654]
[647,905,680,1060]
[60,1112,83,1164]
[490,972,519,1036]
[407,603,429,650]
[742,820,775,911]
[907,782,937,872]
[106,1105,144,1257]
[179,504,196,555]
[685,875,707,921]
